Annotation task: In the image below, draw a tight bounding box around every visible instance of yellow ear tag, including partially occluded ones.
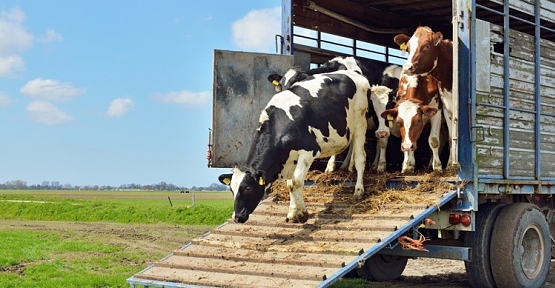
[272,80,280,86]
[258,177,265,186]
[222,178,231,185]
[387,114,394,129]
[400,43,408,55]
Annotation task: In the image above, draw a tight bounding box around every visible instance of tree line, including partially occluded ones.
[0,180,228,192]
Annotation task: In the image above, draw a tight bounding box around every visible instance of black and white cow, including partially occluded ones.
[219,69,370,223]
[267,56,388,92]
[268,57,398,173]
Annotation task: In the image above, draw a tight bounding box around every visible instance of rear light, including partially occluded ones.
[449,213,460,225]
[449,213,472,227]
[460,214,472,227]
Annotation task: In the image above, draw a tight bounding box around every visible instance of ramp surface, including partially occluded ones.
[127,189,457,288]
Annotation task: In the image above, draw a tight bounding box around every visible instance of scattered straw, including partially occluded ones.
[269,168,462,214]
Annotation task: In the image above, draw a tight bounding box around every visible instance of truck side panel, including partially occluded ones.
[474,20,555,180]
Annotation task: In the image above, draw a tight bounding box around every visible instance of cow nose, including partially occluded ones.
[402,143,415,151]
[234,214,249,223]
[375,130,390,138]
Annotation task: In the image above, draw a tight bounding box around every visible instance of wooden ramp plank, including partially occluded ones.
[245,213,409,231]
[153,255,338,281]
[172,245,353,268]
[213,222,394,243]
[190,233,375,255]
[135,266,322,288]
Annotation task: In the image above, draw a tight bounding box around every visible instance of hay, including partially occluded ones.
[269,168,461,214]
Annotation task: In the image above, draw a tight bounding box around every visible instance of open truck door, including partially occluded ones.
[210,50,295,168]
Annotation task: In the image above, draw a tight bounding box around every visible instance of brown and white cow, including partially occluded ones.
[382,73,442,173]
[394,26,454,168]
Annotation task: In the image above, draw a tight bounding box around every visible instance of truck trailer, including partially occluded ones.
[128,0,555,287]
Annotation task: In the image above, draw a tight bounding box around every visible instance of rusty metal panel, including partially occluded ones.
[211,50,294,168]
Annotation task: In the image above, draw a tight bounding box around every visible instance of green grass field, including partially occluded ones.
[0,190,233,225]
[0,190,235,288]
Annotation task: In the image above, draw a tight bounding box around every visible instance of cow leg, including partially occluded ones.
[373,137,388,173]
[325,155,336,173]
[286,153,313,223]
[428,111,443,172]
[402,150,415,173]
[352,113,367,198]
[338,145,353,170]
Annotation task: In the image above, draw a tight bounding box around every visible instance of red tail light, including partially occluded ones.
[449,213,471,226]
[449,213,460,225]
[460,214,471,227]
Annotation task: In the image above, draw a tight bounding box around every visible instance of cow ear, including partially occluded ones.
[267,74,282,87]
[256,170,266,186]
[422,106,438,117]
[381,108,398,120]
[218,174,232,186]
[393,34,410,47]
[433,32,444,46]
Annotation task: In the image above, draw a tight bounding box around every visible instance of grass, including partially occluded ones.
[0,190,232,288]
[0,190,233,225]
[0,229,161,288]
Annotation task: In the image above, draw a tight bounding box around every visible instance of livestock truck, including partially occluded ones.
[127,0,555,287]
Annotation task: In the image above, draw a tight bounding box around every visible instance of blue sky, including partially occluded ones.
[0,1,281,187]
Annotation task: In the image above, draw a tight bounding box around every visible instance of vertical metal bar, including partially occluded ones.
[469,0,479,206]
[281,0,293,55]
[502,0,510,179]
[534,0,542,179]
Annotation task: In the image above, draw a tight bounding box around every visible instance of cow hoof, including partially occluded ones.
[286,211,309,223]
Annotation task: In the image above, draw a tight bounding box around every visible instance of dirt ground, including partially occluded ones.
[2,220,555,287]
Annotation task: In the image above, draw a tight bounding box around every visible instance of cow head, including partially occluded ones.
[370,85,394,139]
[381,99,437,151]
[267,69,309,92]
[218,167,266,223]
[394,26,443,76]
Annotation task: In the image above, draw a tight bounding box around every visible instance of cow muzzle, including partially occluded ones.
[375,130,390,138]
[401,142,416,151]
[234,214,249,223]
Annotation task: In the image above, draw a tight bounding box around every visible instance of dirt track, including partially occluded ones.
[1,220,555,287]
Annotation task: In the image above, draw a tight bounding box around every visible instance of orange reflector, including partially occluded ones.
[460,214,472,227]
[449,214,460,225]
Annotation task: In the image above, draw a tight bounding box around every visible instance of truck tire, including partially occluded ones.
[463,202,506,288]
[355,254,408,281]
[490,203,551,288]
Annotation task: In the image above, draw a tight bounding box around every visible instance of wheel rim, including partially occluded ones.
[520,224,545,279]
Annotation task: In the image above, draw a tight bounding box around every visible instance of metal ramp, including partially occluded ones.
[127,190,457,288]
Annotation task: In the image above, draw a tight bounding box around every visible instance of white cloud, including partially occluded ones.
[106,98,134,118]
[152,90,209,108]
[0,7,33,76]
[38,29,63,43]
[0,8,33,54]
[232,7,280,51]
[0,92,13,107]
[26,101,74,125]
[20,78,86,101]
[0,54,24,76]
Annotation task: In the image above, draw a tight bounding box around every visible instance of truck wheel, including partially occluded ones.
[490,203,551,288]
[355,254,408,281]
[463,202,506,288]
